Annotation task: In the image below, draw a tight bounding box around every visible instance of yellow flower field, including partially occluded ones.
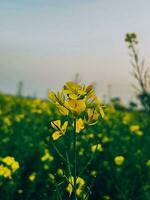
[0,90,150,200]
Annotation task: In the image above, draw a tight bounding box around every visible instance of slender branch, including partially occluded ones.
[78,145,98,177]
[52,141,68,163]
[55,182,63,200]
[66,152,72,176]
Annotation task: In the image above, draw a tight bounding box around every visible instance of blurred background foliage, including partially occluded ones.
[0,90,150,200]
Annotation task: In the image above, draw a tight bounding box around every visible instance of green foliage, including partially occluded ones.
[0,92,150,199]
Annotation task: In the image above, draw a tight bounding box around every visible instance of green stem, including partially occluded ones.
[73,117,77,200]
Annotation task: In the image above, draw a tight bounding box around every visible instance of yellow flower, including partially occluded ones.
[48,90,57,102]
[76,188,82,196]
[86,108,99,125]
[51,120,68,140]
[66,176,85,196]
[114,156,125,166]
[2,156,15,166]
[75,118,84,133]
[66,176,74,195]
[95,95,105,117]
[11,161,19,172]
[2,156,20,172]
[3,167,12,179]
[122,113,131,124]
[56,104,69,116]
[130,125,140,132]
[86,94,105,118]
[41,149,54,162]
[91,144,103,153]
[0,164,4,176]
[76,176,85,188]
[48,90,69,116]
[3,117,12,126]
[63,81,87,100]
[130,125,143,136]
[29,172,36,182]
[65,99,86,115]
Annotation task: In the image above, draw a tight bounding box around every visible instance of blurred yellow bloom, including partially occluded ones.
[3,167,12,179]
[76,118,84,133]
[130,125,143,136]
[51,120,68,140]
[2,156,20,172]
[11,161,19,172]
[114,156,125,166]
[0,164,4,176]
[0,164,12,179]
[3,117,12,126]
[91,144,103,153]
[29,172,36,182]
[2,156,15,166]
[130,125,140,132]
[76,188,82,196]
[122,113,131,124]
[66,176,85,196]
[41,149,54,162]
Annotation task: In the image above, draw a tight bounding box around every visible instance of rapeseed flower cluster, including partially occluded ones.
[0,156,20,179]
[41,149,54,162]
[66,176,85,197]
[91,144,103,153]
[49,81,104,140]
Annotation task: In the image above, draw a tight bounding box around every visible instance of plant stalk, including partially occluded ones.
[73,117,77,200]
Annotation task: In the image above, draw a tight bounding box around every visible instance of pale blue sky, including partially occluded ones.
[0,0,150,102]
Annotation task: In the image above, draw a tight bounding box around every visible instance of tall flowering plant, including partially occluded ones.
[48,81,104,199]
